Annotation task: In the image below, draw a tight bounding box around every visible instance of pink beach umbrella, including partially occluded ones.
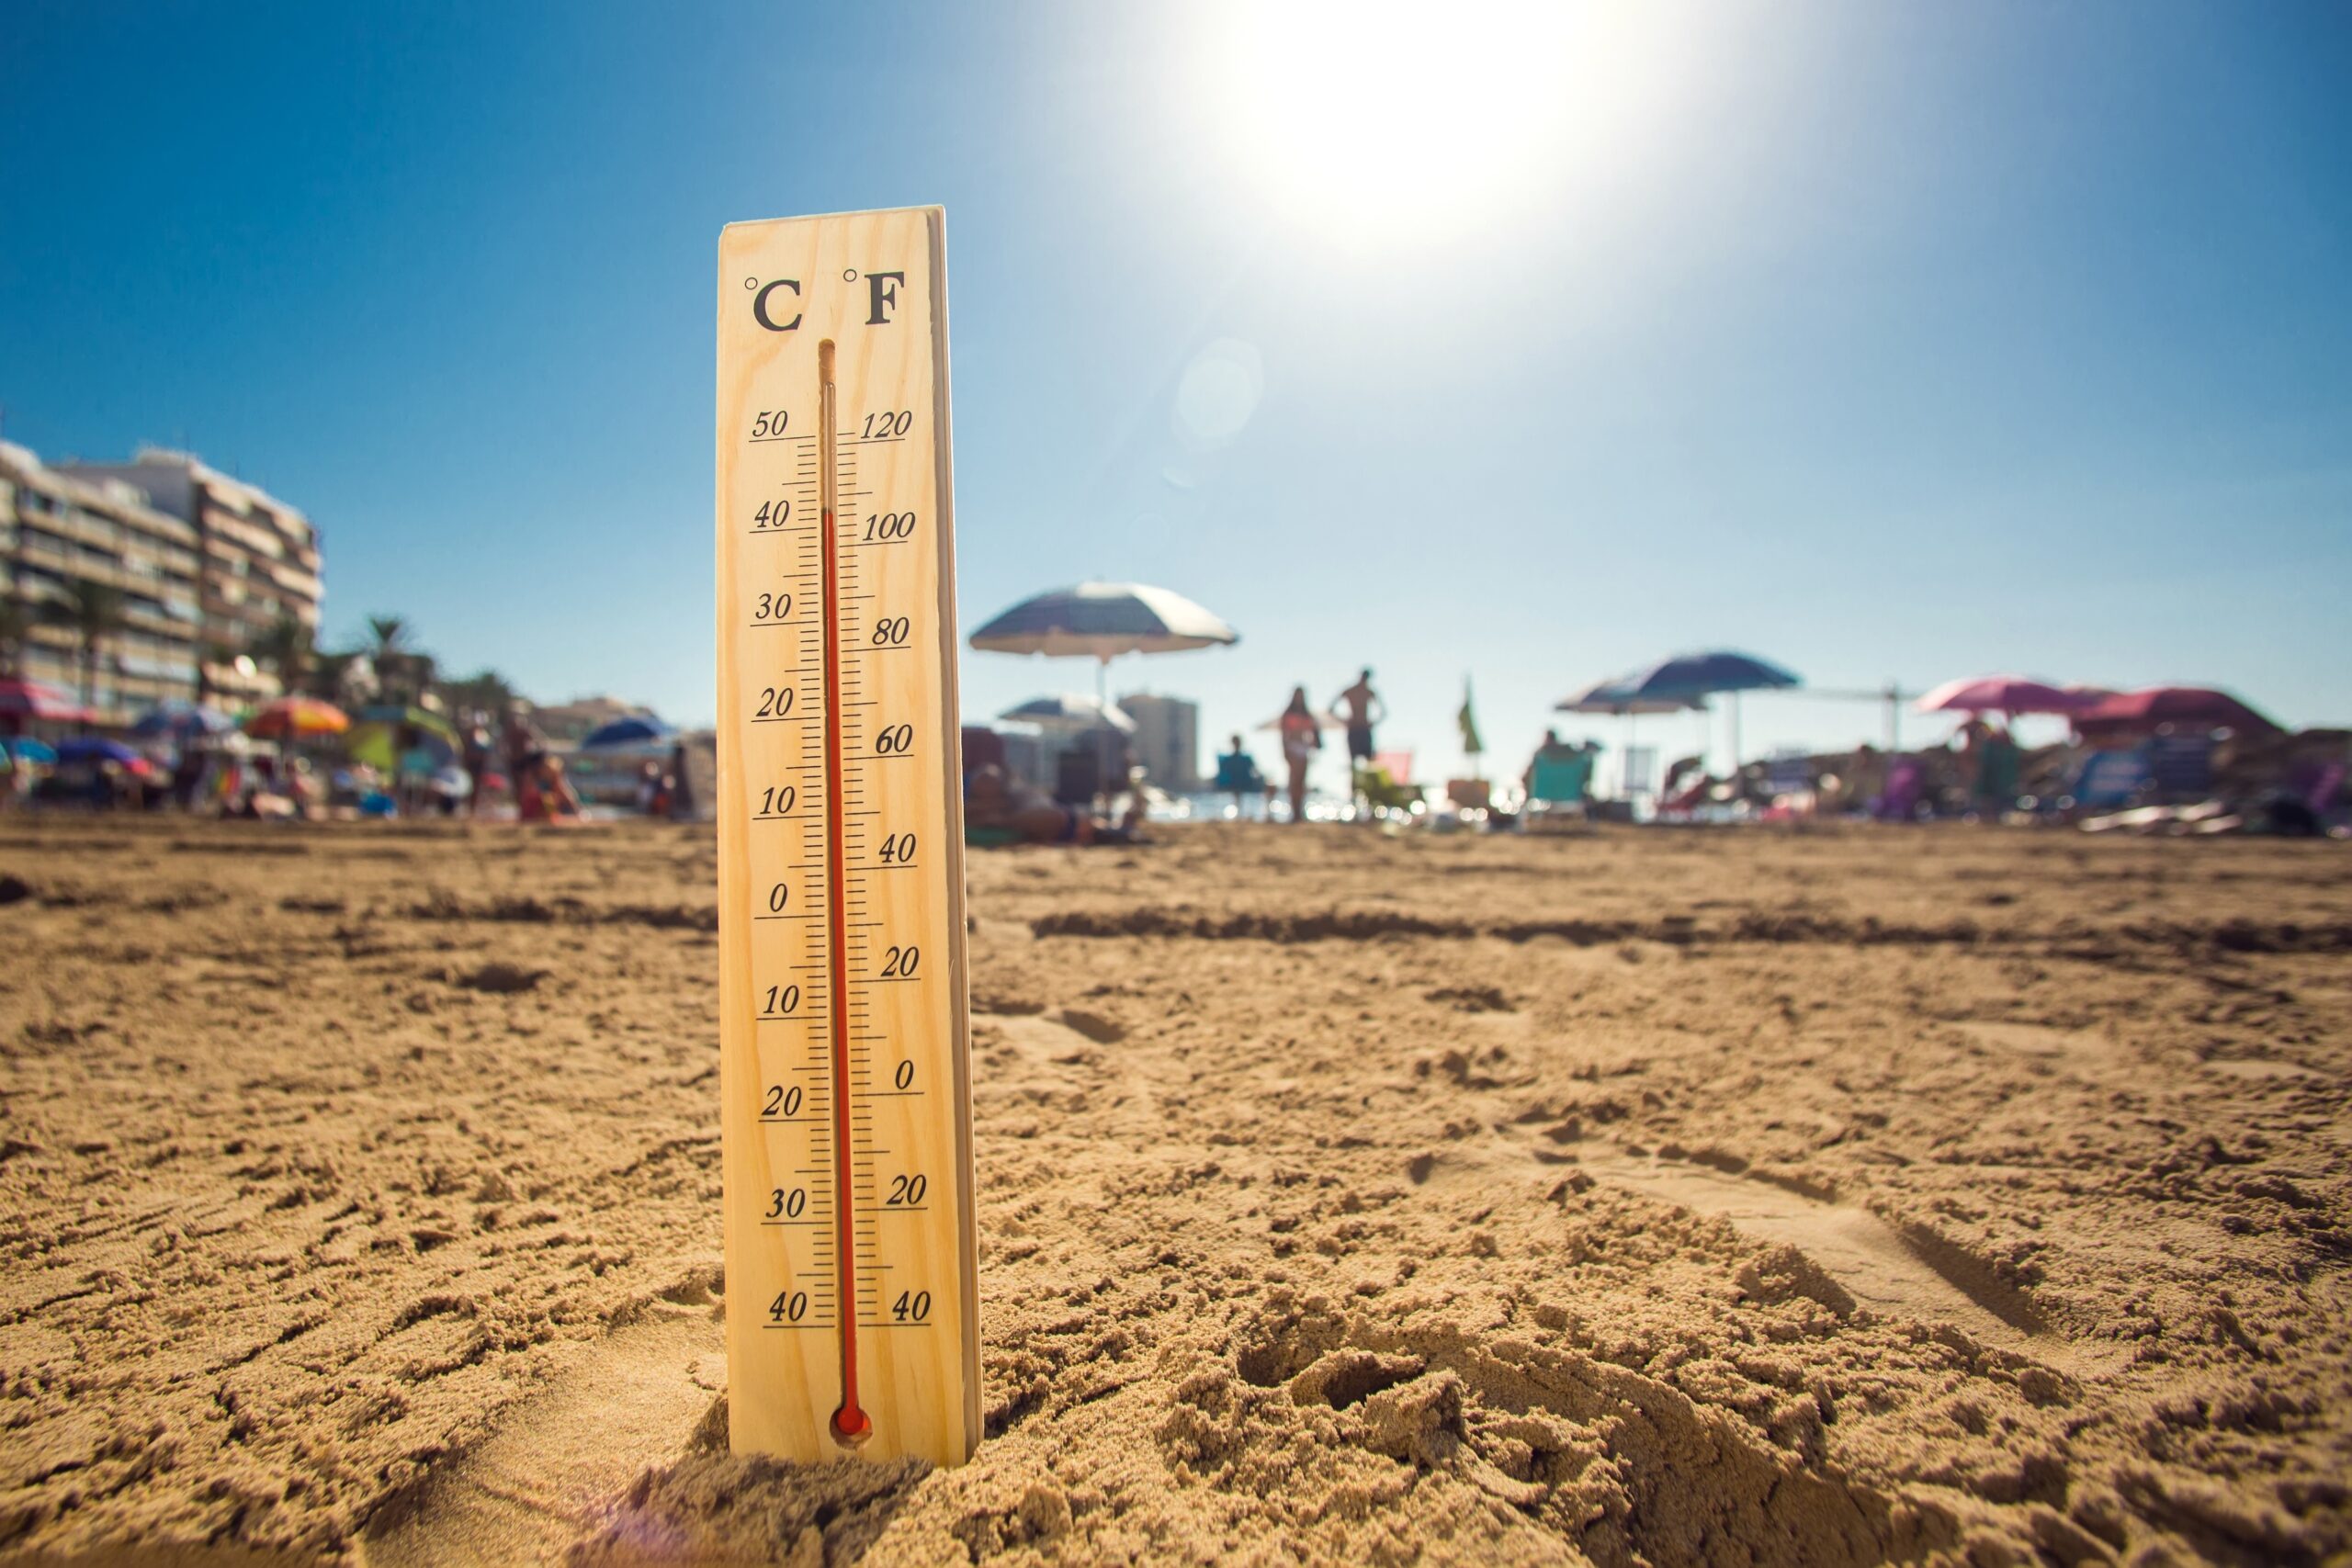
[1914,676,2108,717]
[0,677,93,724]
[2075,686,2279,737]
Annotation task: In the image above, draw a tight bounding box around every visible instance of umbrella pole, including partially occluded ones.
[1729,692,1742,777]
[1097,656,1112,816]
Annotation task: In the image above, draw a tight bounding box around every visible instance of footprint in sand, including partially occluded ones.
[1548,1142,2123,1378]
[357,1299,724,1567]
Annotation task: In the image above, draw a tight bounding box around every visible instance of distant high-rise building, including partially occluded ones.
[58,448,323,707]
[2,441,204,721]
[1119,692,1201,792]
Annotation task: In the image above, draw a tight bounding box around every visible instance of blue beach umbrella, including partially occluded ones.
[58,737,141,766]
[578,716,675,752]
[1609,650,1800,703]
[1603,651,1800,771]
[1555,678,1708,716]
[6,738,58,765]
[131,700,234,740]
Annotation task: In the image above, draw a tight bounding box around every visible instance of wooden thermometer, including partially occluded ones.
[715,207,978,1466]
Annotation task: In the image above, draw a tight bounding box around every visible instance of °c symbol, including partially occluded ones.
[744,276,758,290]
[842,268,859,282]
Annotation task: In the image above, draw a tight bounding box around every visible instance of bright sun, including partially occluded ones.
[1195,1,1692,242]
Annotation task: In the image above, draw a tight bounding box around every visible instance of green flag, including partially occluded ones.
[1458,676,1483,759]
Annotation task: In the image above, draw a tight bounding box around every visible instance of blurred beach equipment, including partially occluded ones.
[0,677,92,724]
[245,696,351,740]
[131,701,235,741]
[1915,676,2108,717]
[999,694,1135,734]
[5,738,58,764]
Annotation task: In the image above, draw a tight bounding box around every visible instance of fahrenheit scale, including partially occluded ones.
[714,207,978,1466]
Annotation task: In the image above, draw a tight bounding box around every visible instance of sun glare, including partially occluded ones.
[1195,1,1693,243]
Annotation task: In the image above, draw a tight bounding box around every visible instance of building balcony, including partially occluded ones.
[201,509,286,560]
[263,559,324,600]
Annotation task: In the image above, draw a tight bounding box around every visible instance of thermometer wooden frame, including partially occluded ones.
[715,206,978,1467]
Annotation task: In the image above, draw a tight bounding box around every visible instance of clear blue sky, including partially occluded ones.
[6,2,2347,784]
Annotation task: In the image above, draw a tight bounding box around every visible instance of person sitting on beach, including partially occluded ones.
[965,763,1136,845]
[517,754,582,824]
[1520,729,1589,790]
[1212,734,1266,817]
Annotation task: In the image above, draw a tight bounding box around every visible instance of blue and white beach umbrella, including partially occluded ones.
[970,581,1238,707]
[969,581,1238,660]
[1000,694,1136,733]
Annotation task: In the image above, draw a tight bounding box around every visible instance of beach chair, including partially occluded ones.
[2066,748,2153,814]
[1212,749,1266,818]
[1523,752,1593,830]
[2147,733,2215,803]
[1353,750,1422,816]
[2301,761,2346,821]
[1445,778,1491,812]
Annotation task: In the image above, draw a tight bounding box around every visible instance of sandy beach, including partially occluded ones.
[2,818,2347,1564]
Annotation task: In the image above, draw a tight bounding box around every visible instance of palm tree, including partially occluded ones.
[437,668,518,727]
[249,609,314,697]
[41,581,130,716]
[367,615,425,705]
[308,649,362,704]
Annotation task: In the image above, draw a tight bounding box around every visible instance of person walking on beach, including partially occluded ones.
[1279,687,1321,823]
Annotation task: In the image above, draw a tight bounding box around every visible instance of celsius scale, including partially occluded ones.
[714,207,978,1466]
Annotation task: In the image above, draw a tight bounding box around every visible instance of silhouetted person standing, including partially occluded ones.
[1329,668,1385,815]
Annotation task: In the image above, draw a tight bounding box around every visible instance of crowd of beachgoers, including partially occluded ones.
[6,660,2343,843]
[975,668,2349,844]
